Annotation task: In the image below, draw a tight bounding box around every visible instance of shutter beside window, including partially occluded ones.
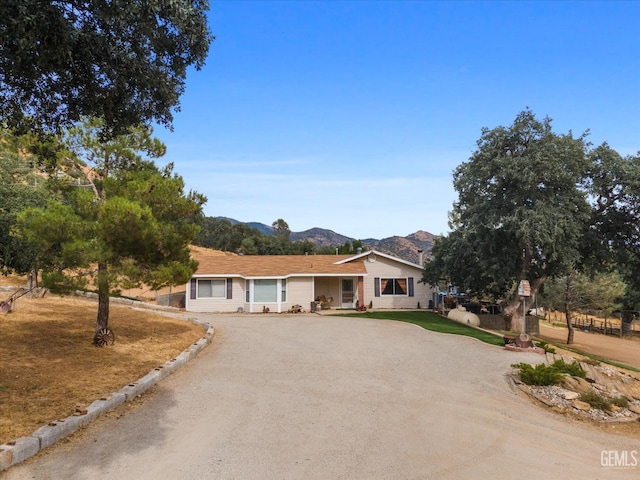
[190,278,197,299]
[227,278,233,299]
[408,277,414,297]
[374,277,380,297]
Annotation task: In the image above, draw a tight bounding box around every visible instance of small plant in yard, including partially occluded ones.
[512,359,586,386]
[536,340,556,354]
[612,396,630,409]
[579,391,612,412]
[512,363,564,386]
[582,357,601,366]
[551,359,586,378]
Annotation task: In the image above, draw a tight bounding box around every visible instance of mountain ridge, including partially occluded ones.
[216,217,438,264]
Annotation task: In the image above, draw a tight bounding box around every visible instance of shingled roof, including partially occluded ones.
[190,247,367,278]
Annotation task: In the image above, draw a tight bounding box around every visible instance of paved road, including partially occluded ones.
[3,314,639,479]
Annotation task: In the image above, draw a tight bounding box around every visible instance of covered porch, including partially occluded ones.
[312,275,365,310]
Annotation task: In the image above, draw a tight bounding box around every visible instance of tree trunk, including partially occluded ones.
[94,262,110,341]
[621,309,634,337]
[564,276,574,345]
[503,297,528,333]
[501,276,547,333]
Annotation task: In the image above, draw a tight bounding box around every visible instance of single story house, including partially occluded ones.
[185,249,432,313]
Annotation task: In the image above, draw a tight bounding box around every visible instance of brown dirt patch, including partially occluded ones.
[537,323,640,371]
[0,288,205,444]
[0,274,27,287]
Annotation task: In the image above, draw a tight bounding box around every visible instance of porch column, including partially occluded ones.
[358,276,364,308]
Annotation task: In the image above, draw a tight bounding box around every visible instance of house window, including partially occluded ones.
[254,279,278,302]
[245,280,250,303]
[281,279,287,302]
[381,278,408,296]
[198,279,226,298]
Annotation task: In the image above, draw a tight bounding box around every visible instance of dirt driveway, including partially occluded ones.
[3,314,639,479]
[538,323,640,371]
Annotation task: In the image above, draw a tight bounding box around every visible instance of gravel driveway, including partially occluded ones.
[3,314,638,479]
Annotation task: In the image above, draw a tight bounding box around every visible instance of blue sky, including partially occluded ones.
[155,0,640,240]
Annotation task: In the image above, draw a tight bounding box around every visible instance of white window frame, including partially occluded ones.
[254,279,278,303]
[197,279,227,299]
[247,278,288,312]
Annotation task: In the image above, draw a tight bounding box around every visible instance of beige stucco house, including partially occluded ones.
[185,248,432,313]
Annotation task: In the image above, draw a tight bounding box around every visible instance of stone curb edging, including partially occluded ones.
[0,324,214,472]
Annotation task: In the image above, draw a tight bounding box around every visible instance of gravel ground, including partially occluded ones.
[2,314,639,479]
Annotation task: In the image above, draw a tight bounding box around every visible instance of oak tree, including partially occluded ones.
[0,129,50,274]
[0,0,212,138]
[423,110,591,333]
[588,144,640,332]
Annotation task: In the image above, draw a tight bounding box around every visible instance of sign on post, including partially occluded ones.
[518,280,531,336]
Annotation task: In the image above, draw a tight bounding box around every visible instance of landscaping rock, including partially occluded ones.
[559,375,591,393]
[574,376,594,392]
[559,375,579,391]
[514,351,640,425]
[573,400,591,411]
[580,363,602,384]
[628,404,640,415]
[623,380,640,401]
[563,391,579,400]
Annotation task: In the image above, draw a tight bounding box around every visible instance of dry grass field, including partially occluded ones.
[0,276,206,445]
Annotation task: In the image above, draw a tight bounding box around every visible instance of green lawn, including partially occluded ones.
[332,310,505,347]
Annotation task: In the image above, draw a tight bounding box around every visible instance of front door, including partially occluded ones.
[341,278,355,309]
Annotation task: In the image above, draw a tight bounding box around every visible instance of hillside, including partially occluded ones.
[217,217,438,264]
[290,228,353,248]
[364,230,437,264]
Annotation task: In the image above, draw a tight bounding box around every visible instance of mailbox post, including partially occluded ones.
[518,280,531,334]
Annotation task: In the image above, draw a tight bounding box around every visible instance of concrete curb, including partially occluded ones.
[0,323,214,473]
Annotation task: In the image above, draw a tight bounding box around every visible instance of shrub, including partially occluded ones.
[512,358,587,386]
[551,359,586,378]
[579,391,612,412]
[512,362,564,386]
[612,396,629,409]
[536,340,556,354]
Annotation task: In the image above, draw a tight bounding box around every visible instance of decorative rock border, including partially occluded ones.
[0,318,214,472]
[511,353,640,425]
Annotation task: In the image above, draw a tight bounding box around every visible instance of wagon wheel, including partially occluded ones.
[94,328,115,347]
